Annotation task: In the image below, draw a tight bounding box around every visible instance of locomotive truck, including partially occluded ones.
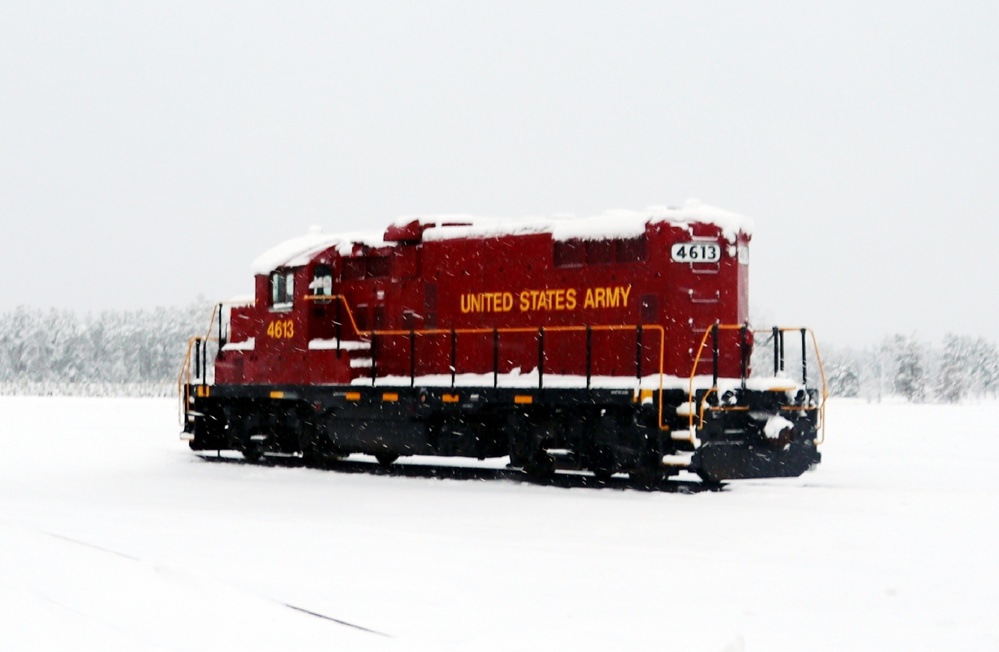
[180,201,825,483]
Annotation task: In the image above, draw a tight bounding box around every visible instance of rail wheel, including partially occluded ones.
[629,465,663,487]
[523,451,555,480]
[375,453,399,467]
[241,428,267,463]
[589,446,616,482]
[630,448,664,487]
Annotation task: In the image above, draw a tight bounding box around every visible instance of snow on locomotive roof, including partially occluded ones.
[411,199,752,244]
[251,226,388,275]
[251,200,751,274]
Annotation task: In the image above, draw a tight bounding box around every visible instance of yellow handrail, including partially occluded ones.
[300,295,672,431]
[181,296,827,447]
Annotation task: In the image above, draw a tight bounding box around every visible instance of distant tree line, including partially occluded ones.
[821,334,999,403]
[0,301,213,396]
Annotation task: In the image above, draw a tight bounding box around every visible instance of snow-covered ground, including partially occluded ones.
[1,396,996,651]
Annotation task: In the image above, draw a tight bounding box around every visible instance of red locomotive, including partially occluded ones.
[180,201,826,483]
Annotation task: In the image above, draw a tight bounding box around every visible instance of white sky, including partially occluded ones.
[1,1,996,346]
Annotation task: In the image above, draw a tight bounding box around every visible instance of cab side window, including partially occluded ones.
[270,271,295,309]
[310,264,333,298]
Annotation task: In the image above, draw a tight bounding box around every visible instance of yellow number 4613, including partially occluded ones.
[266,319,294,339]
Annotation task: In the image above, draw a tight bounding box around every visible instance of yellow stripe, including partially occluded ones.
[382,392,399,402]
[514,395,533,405]
[345,392,361,401]
[442,393,460,403]
[270,391,285,399]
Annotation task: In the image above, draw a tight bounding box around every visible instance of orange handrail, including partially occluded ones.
[309,295,673,430]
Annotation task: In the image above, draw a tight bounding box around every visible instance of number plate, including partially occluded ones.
[671,242,721,263]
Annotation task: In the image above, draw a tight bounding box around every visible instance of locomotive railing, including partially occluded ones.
[304,294,673,434]
[687,324,827,445]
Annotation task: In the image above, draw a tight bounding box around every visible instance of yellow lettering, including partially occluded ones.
[472,287,627,312]
[579,285,631,311]
[461,292,517,313]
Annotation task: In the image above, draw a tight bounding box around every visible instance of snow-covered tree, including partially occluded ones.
[937,333,971,403]
[881,334,927,402]
[970,337,999,399]
[827,362,861,397]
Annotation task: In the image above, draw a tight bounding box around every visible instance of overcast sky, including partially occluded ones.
[2,1,996,346]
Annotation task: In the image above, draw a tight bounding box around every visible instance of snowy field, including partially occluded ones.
[1,397,997,651]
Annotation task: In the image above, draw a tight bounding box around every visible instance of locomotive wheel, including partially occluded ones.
[375,453,399,467]
[240,428,265,462]
[523,451,555,480]
[589,446,616,481]
[629,465,663,487]
[241,434,266,463]
[630,448,664,487]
